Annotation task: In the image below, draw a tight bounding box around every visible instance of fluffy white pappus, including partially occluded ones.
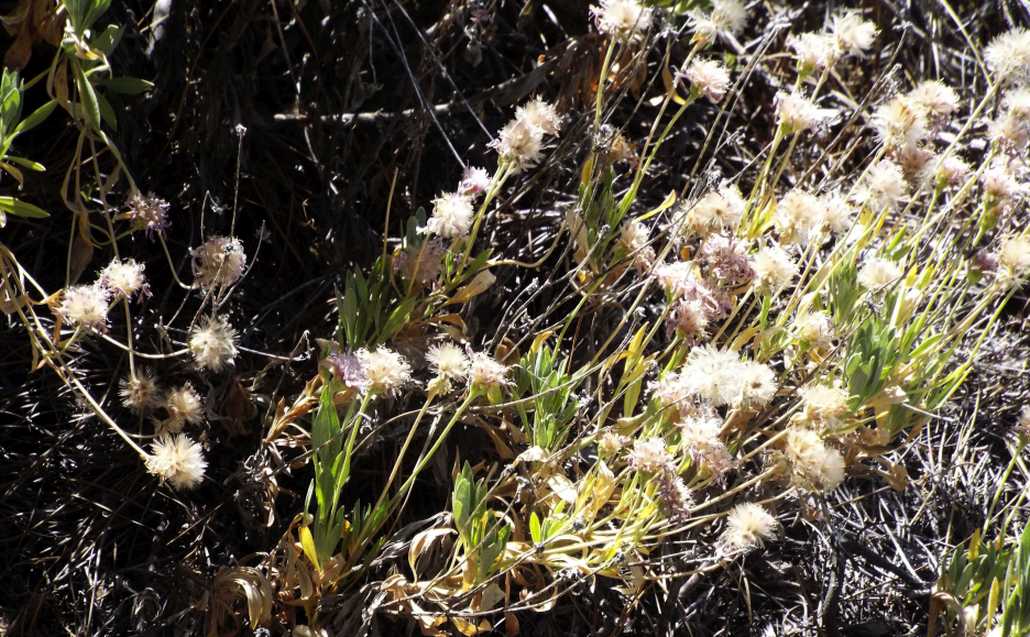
[720,502,779,553]
[800,384,851,424]
[981,159,1024,206]
[147,433,207,490]
[795,311,835,349]
[751,245,798,293]
[619,219,656,270]
[998,235,1030,283]
[775,189,823,246]
[907,80,960,118]
[775,91,833,134]
[857,256,903,291]
[683,58,732,103]
[357,347,412,396]
[920,155,971,189]
[58,284,110,330]
[191,236,247,290]
[678,183,745,238]
[126,191,170,236]
[985,28,1030,85]
[188,315,239,372]
[679,346,775,409]
[492,118,545,173]
[469,352,508,389]
[628,436,674,474]
[119,369,160,413]
[783,428,846,492]
[100,258,148,299]
[689,0,747,43]
[787,32,838,72]
[856,160,908,211]
[821,192,855,235]
[516,97,562,137]
[426,341,470,382]
[424,192,474,239]
[459,166,492,198]
[831,12,878,55]
[591,0,653,38]
[678,416,736,479]
[872,95,928,149]
[163,383,204,432]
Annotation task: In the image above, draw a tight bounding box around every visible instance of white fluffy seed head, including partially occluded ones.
[628,437,674,474]
[147,433,207,490]
[163,383,204,432]
[356,347,412,396]
[591,0,653,38]
[516,97,562,137]
[801,384,851,423]
[985,28,1030,85]
[493,118,545,173]
[58,284,110,330]
[188,315,239,372]
[783,428,846,492]
[119,369,160,413]
[921,155,971,189]
[100,258,148,299]
[424,192,474,239]
[720,503,779,553]
[775,189,823,245]
[469,352,508,389]
[856,160,908,211]
[795,311,835,349]
[908,80,959,118]
[710,0,747,36]
[751,245,798,293]
[679,184,745,237]
[683,59,732,103]
[788,32,838,72]
[998,235,1030,282]
[858,256,903,290]
[775,91,832,133]
[832,12,878,55]
[426,342,469,382]
[872,95,928,149]
[191,236,247,290]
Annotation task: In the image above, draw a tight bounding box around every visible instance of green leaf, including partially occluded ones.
[97,91,118,131]
[102,77,155,95]
[4,156,46,172]
[0,196,50,219]
[72,60,101,131]
[91,23,123,55]
[529,512,542,545]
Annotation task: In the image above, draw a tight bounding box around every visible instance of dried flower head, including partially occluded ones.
[628,437,674,474]
[425,192,474,239]
[163,383,204,433]
[191,236,247,290]
[858,256,903,290]
[469,352,508,389]
[856,160,908,211]
[493,118,545,173]
[188,315,239,372]
[985,28,1030,85]
[393,237,446,286]
[981,158,1023,207]
[689,0,747,43]
[832,12,878,55]
[667,298,710,342]
[775,91,832,134]
[1017,406,1030,442]
[598,430,629,457]
[592,0,653,38]
[326,351,368,390]
[119,369,160,413]
[720,503,779,553]
[783,427,846,492]
[356,347,412,396]
[126,192,170,236]
[100,258,148,299]
[788,32,838,72]
[821,192,854,235]
[683,59,732,103]
[516,97,562,137]
[679,346,776,409]
[147,433,207,490]
[751,245,798,293]
[58,284,110,330]
[655,470,693,522]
